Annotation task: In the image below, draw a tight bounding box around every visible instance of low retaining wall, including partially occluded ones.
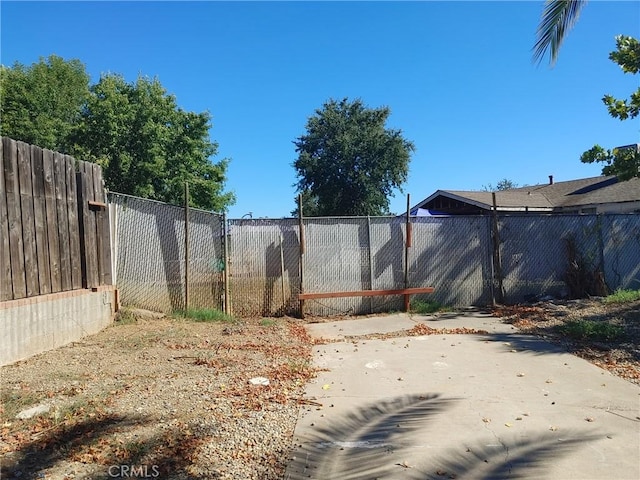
[0,286,117,366]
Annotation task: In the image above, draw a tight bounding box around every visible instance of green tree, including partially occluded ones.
[71,74,234,211]
[0,55,90,151]
[291,190,320,217]
[533,0,587,66]
[580,35,640,180]
[293,98,414,217]
[482,178,519,191]
[602,35,640,120]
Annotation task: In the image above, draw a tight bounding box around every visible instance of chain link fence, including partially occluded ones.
[410,216,493,307]
[109,193,224,314]
[601,215,640,290]
[498,214,640,302]
[226,218,300,317]
[108,192,640,317]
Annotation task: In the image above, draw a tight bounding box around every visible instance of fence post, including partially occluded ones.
[280,233,286,312]
[491,192,505,305]
[184,182,189,312]
[298,194,305,318]
[223,213,231,315]
[367,215,373,313]
[404,194,412,312]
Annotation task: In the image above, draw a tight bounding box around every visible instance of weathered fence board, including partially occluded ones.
[65,155,82,289]
[77,162,99,288]
[31,145,52,295]
[0,139,11,301]
[3,138,26,299]
[42,148,61,293]
[53,151,72,291]
[1,137,112,301]
[93,162,112,285]
[17,141,39,297]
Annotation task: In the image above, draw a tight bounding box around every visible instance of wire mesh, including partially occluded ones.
[108,193,640,318]
[601,214,640,291]
[227,218,300,317]
[109,193,224,314]
[302,217,374,316]
[410,216,493,307]
[499,214,608,302]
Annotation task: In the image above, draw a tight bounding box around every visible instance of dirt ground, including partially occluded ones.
[1,298,638,479]
[1,312,319,480]
[492,298,640,386]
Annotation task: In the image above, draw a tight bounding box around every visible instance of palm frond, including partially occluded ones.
[533,0,587,66]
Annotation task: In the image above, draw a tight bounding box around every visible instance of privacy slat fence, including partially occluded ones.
[1,137,112,301]
[109,191,640,317]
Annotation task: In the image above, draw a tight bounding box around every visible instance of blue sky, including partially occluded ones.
[2,1,639,218]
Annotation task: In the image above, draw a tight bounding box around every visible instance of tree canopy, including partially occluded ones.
[580,35,640,180]
[0,55,90,151]
[1,56,234,211]
[482,179,519,192]
[293,98,414,217]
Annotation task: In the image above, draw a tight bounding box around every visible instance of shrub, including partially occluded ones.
[603,289,640,304]
[172,308,235,323]
[410,299,445,314]
[557,320,624,342]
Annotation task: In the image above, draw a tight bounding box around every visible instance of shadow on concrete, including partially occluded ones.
[416,307,494,321]
[424,430,600,480]
[286,393,456,479]
[286,392,598,480]
[480,332,571,357]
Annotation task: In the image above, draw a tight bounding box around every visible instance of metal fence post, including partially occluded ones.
[367,215,373,313]
[491,192,504,305]
[298,194,305,318]
[403,194,412,311]
[223,213,231,314]
[184,182,189,312]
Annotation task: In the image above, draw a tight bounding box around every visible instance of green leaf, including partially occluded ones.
[293,98,414,216]
[533,0,587,66]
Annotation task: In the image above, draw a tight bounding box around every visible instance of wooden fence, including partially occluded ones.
[0,137,112,301]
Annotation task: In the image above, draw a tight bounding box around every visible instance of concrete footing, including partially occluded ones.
[0,286,117,366]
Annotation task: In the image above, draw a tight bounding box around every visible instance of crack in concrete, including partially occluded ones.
[479,412,512,475]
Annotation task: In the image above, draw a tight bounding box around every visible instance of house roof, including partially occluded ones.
[413,175,640,213]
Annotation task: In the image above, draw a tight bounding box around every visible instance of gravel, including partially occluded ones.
[0,313,317,480]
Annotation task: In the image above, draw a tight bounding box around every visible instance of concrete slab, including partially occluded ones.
[286,313,640,480]
[305,310,516,341]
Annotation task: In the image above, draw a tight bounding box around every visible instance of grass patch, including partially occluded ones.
[172,308,235,323]
[114,308,138,325]
[410,299,446,314]
[557,320,625,342]
[603,288,640,304]
[0,389,43,421]
[260,318,277,327]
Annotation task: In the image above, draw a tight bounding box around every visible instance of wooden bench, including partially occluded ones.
[298,287,435,315]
